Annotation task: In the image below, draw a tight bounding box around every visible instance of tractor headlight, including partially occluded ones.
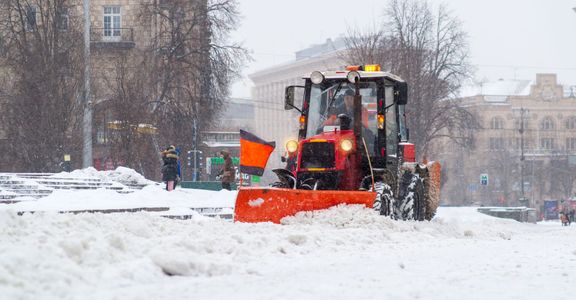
[286,140,299,153]
[347,71,361,84]
[310,71,325,84]
[340,139,353,152]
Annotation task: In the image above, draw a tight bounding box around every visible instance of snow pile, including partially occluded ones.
[283,205,523,241]
[51,166,155,185]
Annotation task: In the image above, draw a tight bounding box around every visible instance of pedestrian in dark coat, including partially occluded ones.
[161,145,179,191]
[219,150,234,190]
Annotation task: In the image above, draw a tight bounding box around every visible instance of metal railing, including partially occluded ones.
[90,27,134,43]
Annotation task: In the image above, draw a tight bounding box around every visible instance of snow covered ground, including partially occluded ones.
[1,171,576,299]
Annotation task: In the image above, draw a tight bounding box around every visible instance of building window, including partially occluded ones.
[514,138,530,150]
[540,117,555,131]
[103,6,121,40]
[565,117,576,130]
[514,118,529,130]
[489,137,505,150]
[26,5,37,31]
[96,128,108,144]
[540,138,554,150]
[57,7,69,31]
[490,117,504,130]
[567,138,576,151]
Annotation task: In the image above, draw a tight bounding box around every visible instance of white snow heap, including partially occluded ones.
[50,166,154,185]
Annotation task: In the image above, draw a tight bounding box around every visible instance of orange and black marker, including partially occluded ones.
[239,130,275,176]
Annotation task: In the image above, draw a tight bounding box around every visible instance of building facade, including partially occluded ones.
[437,74,576,214]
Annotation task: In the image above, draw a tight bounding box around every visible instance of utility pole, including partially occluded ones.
[518,107,528,206]
[82,0,93,168]
[192,116,198,182]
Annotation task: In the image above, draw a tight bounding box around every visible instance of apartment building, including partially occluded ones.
[437,74,576,212]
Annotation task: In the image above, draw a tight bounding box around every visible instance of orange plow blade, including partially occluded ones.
[234,187,376,223]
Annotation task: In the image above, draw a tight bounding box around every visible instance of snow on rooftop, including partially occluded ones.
[459,79,532,99]
[564,86,576,98]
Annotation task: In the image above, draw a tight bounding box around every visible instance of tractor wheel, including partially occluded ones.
[271,181,289,188]
[396,172,426,221]
[370,181,394,217]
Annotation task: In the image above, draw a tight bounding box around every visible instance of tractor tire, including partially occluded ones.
[271,181,289,188]
[370,181,394,218]
[396,172,426,221]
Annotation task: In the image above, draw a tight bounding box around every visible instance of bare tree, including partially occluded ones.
[345,0,477,158]
[549,157,576,201]
[89,0,247,179]
[139,0,248,150]
[97,53,159,177]
[0,0,83,171]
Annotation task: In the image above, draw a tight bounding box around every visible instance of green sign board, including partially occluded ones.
[206,157,261,185]
[210,157,240,165]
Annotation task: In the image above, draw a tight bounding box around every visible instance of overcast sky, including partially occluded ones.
[230,0,576,98]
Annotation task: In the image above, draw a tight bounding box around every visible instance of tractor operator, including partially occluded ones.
[323,89,369,129]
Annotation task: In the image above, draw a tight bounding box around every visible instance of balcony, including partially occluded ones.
[90,28,135,49]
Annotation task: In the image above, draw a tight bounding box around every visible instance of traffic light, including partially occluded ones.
[480,174,489,186]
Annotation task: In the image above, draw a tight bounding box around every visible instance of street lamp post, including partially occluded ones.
[520,108,525,203]
[82,0,92,168]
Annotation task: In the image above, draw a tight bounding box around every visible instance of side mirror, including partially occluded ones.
[395,82,408,105]
[284,85,304,112]
[285,86,296,110]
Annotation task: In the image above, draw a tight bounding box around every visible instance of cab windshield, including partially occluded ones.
[307,81,378,139]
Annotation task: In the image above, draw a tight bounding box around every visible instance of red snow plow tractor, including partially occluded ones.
[235,65,441,223]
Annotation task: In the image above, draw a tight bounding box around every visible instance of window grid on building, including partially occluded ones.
[565,117,576,130]
[103,6,121,39]
[514,118,529,130]
[540,117,555,131]
[567,138,576,151]
[540,138,554,150]
[490,117,504,130]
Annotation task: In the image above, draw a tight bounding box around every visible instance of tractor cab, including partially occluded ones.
[282,65,410,190]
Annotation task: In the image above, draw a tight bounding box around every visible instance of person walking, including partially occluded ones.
[218,150,234,191]
[161,145,179,191]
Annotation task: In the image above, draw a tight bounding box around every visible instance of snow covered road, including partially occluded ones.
[2,199,576,300]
